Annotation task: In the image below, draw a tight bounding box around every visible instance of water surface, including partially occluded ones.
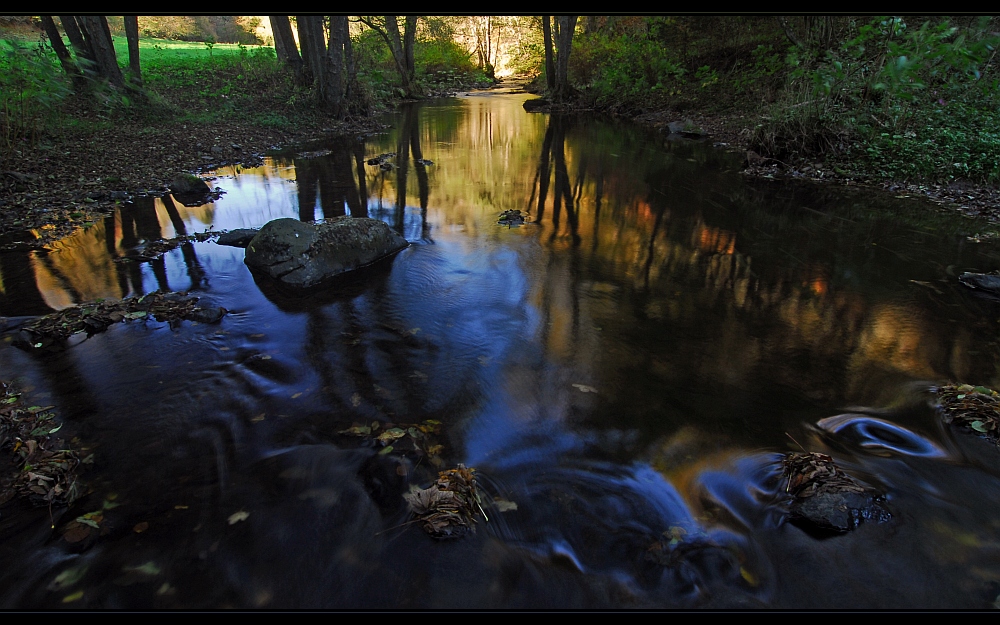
[3,92,1000,608]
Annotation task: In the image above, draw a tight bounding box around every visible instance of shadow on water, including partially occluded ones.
[5,94,1000,608]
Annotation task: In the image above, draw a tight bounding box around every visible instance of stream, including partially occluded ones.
[3,90,1000,608]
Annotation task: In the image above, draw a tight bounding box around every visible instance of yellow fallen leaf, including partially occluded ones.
[62,590,84,603]
[228,510,249,524]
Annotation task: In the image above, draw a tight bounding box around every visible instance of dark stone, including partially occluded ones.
[959,272,1000,295]
[216,228,259,248]
[522,98,551,113]
[790,491,891,533]
[185,306,228,324]
[244,217,409,289]
[170,174,211,196]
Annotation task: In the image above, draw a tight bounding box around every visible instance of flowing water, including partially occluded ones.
[3,92,1000,608]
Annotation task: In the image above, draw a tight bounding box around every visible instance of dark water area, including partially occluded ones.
[4,92,1000,608]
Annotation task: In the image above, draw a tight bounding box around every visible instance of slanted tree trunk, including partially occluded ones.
[40,16,83,89]
[59,15,96,74]
[543,16,555,93]
[552,15,577,102]
[78,16,125,89]
[123,16,142,88]
[269,16,303,79]
[359,16,419,98]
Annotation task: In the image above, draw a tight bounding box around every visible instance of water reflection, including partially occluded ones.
[4,93,1000,608]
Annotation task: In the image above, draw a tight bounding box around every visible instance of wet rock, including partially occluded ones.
[244,217,409,289]
[498,209,526,227]
[792,490,889,532]
[186,306,228,324]
[959,272,1000,295]
[522,98,551,113]
[170,174,211,195]
[216,228,259,248]
[782,451,890,533]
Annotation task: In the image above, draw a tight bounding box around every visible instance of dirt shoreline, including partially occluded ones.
[626,107,1000,228]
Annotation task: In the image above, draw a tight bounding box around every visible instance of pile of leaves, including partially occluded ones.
[20,291,227,345]
[937,383,1000,442]
[403,464,483,539]
[338,419,446,467]
[783,452,870,499]
[0,381,88,507]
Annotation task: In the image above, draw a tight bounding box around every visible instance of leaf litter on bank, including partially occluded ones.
[936,383,1000,442]
[19,290,228,347]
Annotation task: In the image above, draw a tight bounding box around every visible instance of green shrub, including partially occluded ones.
[0,40,70,166]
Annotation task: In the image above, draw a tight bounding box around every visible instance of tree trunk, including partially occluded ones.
[269,16,303,79]
[552,15,577,102]
[296,15,324,87]
[79,16,125,90]
[403,16,417,87]
[543,16,555,92]
[40,16,82,87]
[123,16,142,87]
[322,16,346,118]
[59,16,96,73]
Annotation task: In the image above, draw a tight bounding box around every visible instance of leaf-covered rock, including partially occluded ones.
[782,451,890,532]
[404,464,482,539]
[937,383,1000,441]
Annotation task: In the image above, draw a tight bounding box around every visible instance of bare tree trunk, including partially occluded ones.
[323,16,346,118]
[552,15,577,102]
[296,15,324,87]
[79,16,125,90]
[269,16,303,80]
[123,16,142,87]
[543,15,555,92]
[59,16,96,73]
[403,16,417,86]
[40,16,82,87]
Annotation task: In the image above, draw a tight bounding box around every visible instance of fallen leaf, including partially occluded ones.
[62,590,84,603]
[133,522,149,533]
[494,499,518,512]
[572,384,598,393]
[227,510,249,524]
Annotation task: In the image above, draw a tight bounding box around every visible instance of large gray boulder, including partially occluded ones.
[244,217,408,288]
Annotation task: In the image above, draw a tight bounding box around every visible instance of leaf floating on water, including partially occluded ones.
[376,428,407,444]
[61,590,84,603]
[572,384,598,393]
[124,561,161,576]
[494,499,518,512]
[49,565,88,590]
[227,510,249,525]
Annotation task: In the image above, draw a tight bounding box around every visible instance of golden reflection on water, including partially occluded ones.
[2,94,996,407]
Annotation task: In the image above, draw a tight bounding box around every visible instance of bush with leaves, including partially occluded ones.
[0,39,71,168]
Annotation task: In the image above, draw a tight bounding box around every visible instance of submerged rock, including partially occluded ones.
[244,217,409,289]
[959,272,1000,295]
